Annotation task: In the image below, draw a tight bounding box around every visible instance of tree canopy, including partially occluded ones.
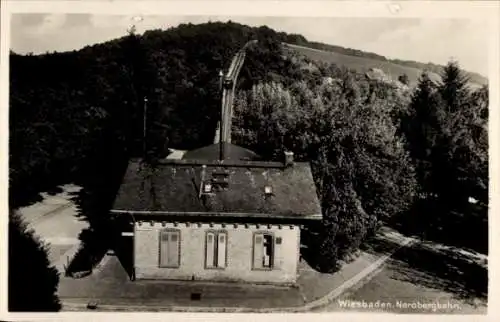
[399,61,488,253]
[8,210,61,311]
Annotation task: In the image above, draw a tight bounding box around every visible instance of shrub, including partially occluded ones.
[8,210,61,311]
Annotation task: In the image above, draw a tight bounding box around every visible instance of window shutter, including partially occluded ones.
[159,231,170,267]
[206,232,215,268]
[263,235,271,267]
[167,231,180,267]
[274,237,281,269]
[253,234,264,269]
[217,232,227,268]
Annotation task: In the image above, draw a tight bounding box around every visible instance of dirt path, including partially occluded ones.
[18,184,88,272]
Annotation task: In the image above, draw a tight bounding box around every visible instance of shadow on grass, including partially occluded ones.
[9,182,64,211]
[387,197,488,256]
[65,215,134,280]
[45,186,64,196]
[366,236,488,303]
[111,217,135,280]
[65,156,129,277]
[65,228,110,275]
[359,233,400,255]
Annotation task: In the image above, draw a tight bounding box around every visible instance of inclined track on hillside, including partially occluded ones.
[218,40,257,144]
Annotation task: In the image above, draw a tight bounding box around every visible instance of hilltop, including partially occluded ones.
[283,43,486,88]
[279,35,487,88]
[284,43,441,87]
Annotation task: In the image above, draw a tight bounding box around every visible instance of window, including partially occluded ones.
[205,231,227,269]
[210,171,230,191]
[159,230,181,268]
[253,233,275,270]
[203,182,212,193]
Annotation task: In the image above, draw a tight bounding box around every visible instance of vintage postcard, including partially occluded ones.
[1,1,498,321]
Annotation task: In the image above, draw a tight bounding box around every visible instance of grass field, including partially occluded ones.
[284,43,486,89]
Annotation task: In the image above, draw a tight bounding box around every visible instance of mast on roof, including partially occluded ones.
[143,96,148,159]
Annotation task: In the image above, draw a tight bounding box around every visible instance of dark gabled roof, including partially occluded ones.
[182,142,261,161]
[111,158,322,221]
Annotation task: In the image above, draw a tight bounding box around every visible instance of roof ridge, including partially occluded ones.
[156,159,306,169]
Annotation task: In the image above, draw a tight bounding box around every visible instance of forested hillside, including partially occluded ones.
[9,21,295,208]
[9,21,488,289]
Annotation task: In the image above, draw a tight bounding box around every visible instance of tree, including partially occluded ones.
[439,60,470,113]
[402,72,443,194]
[400,61,488,252]
[398,73,409,86]
[8,210,61,311]
[433,62,487,207]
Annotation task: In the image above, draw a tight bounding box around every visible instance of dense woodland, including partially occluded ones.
[8,21,488,310]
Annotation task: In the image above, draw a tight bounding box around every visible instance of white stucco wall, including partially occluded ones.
[133,221,300,284]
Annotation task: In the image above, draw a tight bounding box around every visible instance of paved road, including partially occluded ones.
[27,204,85,241]
[314,237,488,314]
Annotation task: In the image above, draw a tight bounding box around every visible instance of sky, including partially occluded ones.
[10,14,490,76]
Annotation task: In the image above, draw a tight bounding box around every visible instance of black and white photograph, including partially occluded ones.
[1,0,498,319]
